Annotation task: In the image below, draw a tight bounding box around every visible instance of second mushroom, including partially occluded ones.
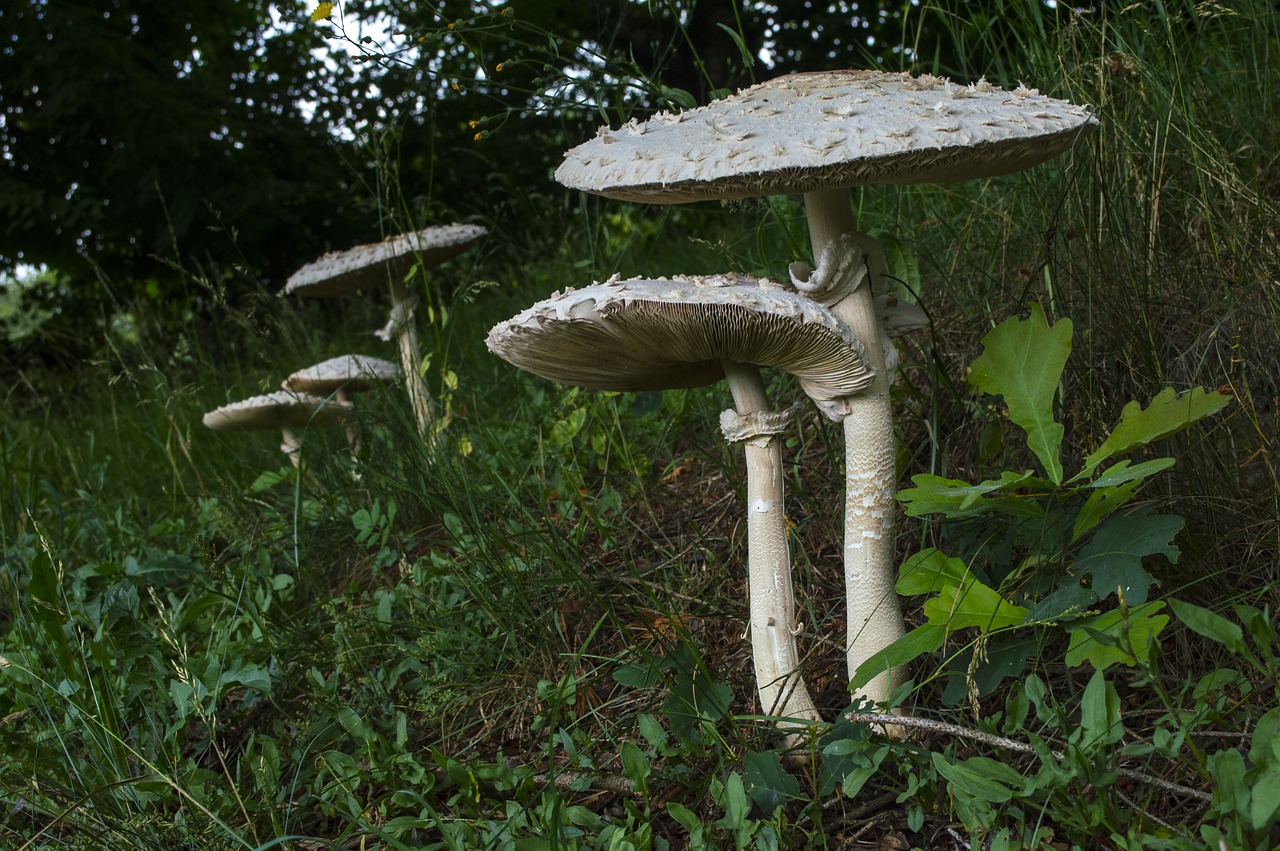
[487,273,872,729]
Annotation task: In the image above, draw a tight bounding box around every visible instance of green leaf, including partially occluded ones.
[742,750,800,813]
[849,623,945,692]
[715,22,754,67]
[1079,669,1125,746]
[931,753,1023,803]
[1074,512,1183,605]
[1076,387,1231,481]
[967,304,1072,483]
[217,661,272,696]
[1072,481,1140,542]
[1065,602,1169,669]
[923,579,1029,633]
[715,772,750,829]
[1252,766,1280,831]
[896,548,970,596]
[1087,457,1177,489]
[1168,599,1246,654]
[620,741,650,794]
[840,745,890,798]
[1207,748,1249,818]
[899,471,1048,519]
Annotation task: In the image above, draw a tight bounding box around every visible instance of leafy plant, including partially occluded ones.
[855,305,1230,701]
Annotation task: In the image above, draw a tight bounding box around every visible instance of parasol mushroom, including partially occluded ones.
[285,224,486,439]
[556,69,1096,709]
[202,390,353,468]
[487,273,873,731]
[283,354,401,456]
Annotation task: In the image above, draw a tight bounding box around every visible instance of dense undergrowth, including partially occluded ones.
[3,2,1279,848]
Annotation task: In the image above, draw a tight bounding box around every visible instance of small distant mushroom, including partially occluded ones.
[285,224,486,439]
[556,69,1096,710]
[283,354,401,456]
[203,390,353,468]
[487,273,873,730]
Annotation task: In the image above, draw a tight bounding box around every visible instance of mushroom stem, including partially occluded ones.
[279,425,302,469]
[721,358,822,730]
[387,277,437,442]
[803,188,906,709]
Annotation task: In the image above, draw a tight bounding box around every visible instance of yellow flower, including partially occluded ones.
[495,62,505,72]
[451,83,461,92]
[474,132,483,141]
[468,119,478,128]
[447,22,455,29]
[310,1,335,22]
[501,7,512,16]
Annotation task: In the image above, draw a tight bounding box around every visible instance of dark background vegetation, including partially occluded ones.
[2,0,1279,847]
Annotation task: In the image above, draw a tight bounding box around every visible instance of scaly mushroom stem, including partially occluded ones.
[279,425,303,469]
[721,359,822,730]
[802,188,906,709]
[386,278,437,442]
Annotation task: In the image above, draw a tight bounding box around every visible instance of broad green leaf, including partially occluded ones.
[967,304,1072,483]
[1065,602,1169,669]
[849,623,945,692]
[742,750,800,813]
[1251,767,1280,831]
[1074,512,1183,605]
[1079,669,1125,746]
[1076,386,1231,480]
[1207,748,1249,817]
[1087,458,1177,489]
[899,471,1048,519]
[1072,481,1140,542]
[715,772,750,828]
[620,742,650,795]
[217,661,272,696]
[896,548,970,596]
[1026,582,1098,622]
[1168,599,1245,654]
[931,753,1024,803]
[841,745,890,798]
[923,579,1029,632]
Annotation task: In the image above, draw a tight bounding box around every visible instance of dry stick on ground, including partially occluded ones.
[845,712,1213,804]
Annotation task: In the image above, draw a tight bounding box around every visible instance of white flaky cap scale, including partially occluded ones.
[556,70,1097,203]
[283,355,402,396]
[202,391,353,431]
[486,273,873,418]
[285,224,487,298]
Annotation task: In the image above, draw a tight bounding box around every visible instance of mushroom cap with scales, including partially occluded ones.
[555,69,1097,203]
[285,224,487,298]
[203,391,353,431]
[485,273,874,413]
[283,355,402,396]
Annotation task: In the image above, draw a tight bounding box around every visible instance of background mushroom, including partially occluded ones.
[555,69,1096,710]
[202,390,353,469]
[285,223,486,440]
[487,273,873,731]
[283,354,401,456]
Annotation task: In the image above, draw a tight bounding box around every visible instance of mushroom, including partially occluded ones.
[555,70,1097,709]
[285,224,486,439]
[202,390,353,468]
[487,273,873,730]
[283,354,401,455]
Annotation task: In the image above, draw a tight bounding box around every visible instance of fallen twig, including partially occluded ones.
[845,712,1213,805]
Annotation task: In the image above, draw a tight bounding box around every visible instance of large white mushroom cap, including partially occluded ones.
[285,223,487,298]
[486,273,873,417]
[556,70,1097,203]
[202,391,353,431]
[283,355,402,396]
